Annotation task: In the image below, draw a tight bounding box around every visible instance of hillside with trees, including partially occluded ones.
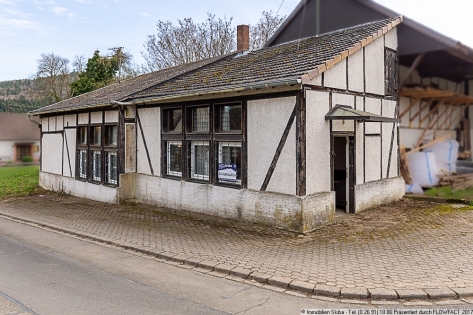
[0,79,50,113]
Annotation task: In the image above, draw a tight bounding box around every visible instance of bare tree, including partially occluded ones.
[33,53,71,102]
[250,11,286,50]
[142,14,235,72]
[72,55,86,73]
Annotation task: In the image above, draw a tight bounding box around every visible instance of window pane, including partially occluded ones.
[78,149,87,179]
[192,107,209,132]
[164,141,182,177]
[78,127,87,144]
[220,104,241,132]
[105,151,118,185]
[91,150,101,181]
[217,142,241,184]
[190,141,209,180]
[105,125,117,146]
[90,126,101,145]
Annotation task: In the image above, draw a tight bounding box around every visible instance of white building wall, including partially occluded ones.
[348,49,364,93]
[247,97,296,195]
[365,136,381,182]
[41,118,48,132]
[62,128,76,177]
[64,114,76,127]
[105,110,118,123]
[323,58,347,90]
[355,177,404,214]
[42,133,63,175]
[364,35,385,96]
[365,98,381,134]
[136,107,160,176]
[306,90,330,194]
[90,111,102,124]
[0,141,14,162]
[40,172,118,203]
[78,113,89,125]
[384,27,397,50]
[48,116,57,132]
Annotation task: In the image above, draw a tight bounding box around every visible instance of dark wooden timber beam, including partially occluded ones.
[399,53,425,88]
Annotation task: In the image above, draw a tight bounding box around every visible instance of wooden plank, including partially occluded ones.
[419,101,442,125]
[400,97,417,118]
[409,99,433,127]
[399,146,412,184]
[407,133,452,154]
[446,105,467,130]
[399,53,425,88]
[296,91,306,196]
[414,106,450,148]
[260,103,297,192]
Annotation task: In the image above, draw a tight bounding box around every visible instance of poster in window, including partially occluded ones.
[218,163,237,183]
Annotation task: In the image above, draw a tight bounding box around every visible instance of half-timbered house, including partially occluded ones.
[29,17,404,232]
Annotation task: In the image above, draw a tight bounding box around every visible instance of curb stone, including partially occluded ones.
[368,288,398,300]
[341,287,369,299]
[396,289,429,299]
[451,287,473,297]
[314,284,340,297]
[289,280,315,293]
[267,276,292,289]
[248,272,271,283]
[213,264,237,275]
[423,288,457,299]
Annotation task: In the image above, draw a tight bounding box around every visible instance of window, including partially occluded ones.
[217,142,241,184]
[76,123,118,186]
[217,104,242,132]
[191,107,209,132]
[385,48,398,96]
[164,141,183,177]
[162,109,182,133]
[161,102,245,187]
[189,141,209,180]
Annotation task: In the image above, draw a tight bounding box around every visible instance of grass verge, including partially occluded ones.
[0,166,40,199]
[424,186,473,201]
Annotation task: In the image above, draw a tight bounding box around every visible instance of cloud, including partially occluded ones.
[50,6,76,19]
[0,17,48,36]
[0,0,14,4]
[140,12,150,16]
[4,7,31,18]
[74,0,91,3]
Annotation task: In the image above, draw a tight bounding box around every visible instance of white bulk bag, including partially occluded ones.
[428,139,459,165]
[407,152,439,187]
[405,183,424,194]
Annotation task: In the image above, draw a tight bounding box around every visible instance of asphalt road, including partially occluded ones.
[0,217,346,315]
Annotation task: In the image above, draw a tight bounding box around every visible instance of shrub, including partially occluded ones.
[21,156,33,163]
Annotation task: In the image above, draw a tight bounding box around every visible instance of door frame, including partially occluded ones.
[331,132,355,214]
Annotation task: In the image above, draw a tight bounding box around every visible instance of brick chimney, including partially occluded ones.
[237,25,249,52]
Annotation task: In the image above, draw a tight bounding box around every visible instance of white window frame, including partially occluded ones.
[190,141,209,181]
[166,141,183,177]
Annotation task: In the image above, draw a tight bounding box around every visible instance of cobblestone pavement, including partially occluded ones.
[1,194,473,303]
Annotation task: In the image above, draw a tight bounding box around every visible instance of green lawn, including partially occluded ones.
[424,186,473,201]
[0,166,40,199]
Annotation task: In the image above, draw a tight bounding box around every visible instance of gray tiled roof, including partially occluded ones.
[128,17,400,101]
[28,54,231,115]
[0,113,40,141]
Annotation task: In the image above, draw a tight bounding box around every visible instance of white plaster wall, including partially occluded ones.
[332,92,355,131]
[384,27,397,50]
[78,113,89,125]
[105,110,118,123]
[90,111,102,124]
[355,122,364,185]
[365,97,381,134]
[247,97,296,195]
[56,115,64,131]
[48,116,56,132]
[64,114,76,127]
[419,100,430,129]
[364,136,381,182]
[42,133,63,175]
[355,96,364,111]
[355,177,404,214]
[41,118,48,132]
[133,174,334,232]
[62,128,76,177]
[332,120,354,132]
[0,141,14,162]
[348,48,364,93]
[40,172,118,203]
[364,35,385,95]
[309,74,322,86]
[136,107,160,176]
[306,90,330,194]
[324,58,347,90]
[381,100,398,179]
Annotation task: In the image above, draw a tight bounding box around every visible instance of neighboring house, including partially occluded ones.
[29,18,404,232]
[0,113,40,163]
[264,0,473,153]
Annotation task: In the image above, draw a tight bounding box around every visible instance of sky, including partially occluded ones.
[1,0,472,82]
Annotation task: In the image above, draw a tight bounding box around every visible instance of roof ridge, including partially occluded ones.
[300,16,403,83]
